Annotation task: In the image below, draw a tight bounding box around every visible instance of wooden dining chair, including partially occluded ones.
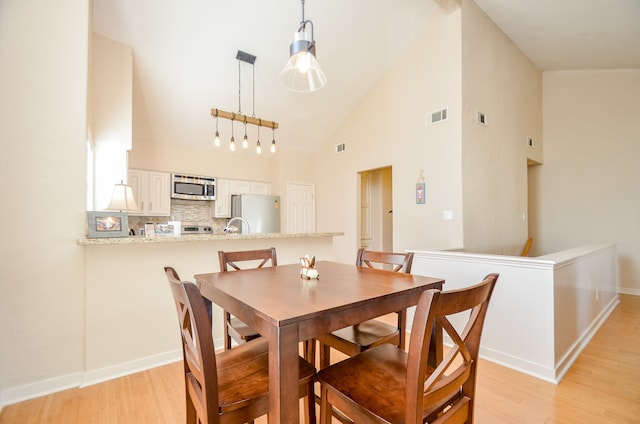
[167,276,317,424]
[317,273,498,424]
[218,248,277,350]
[165,266,212,323]
[316,248,415,369]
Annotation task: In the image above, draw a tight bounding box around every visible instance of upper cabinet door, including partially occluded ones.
[251,182,271,195]
[147,171,170,216]
[127,169,170,216]
[127,169,146,216]
[229,180,252,195]
[213,178,231,218]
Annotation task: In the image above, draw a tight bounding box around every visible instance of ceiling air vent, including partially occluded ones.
[335,142,347,153]
[425,108,448,126]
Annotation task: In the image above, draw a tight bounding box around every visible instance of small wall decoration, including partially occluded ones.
[87,211,130,238]
[416,170,426,204]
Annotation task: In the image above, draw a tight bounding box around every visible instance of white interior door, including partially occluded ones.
[359,167,393,252]
[287,182,315,233]
[360,171,373,250]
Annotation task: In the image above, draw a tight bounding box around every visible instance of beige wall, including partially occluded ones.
[315,6,464,262]
[0,0,89,394]
[90,34,133,209]
[2,0,638,406]
[460,0,542,255]
[129,137,274,183]
[531,70,640,294]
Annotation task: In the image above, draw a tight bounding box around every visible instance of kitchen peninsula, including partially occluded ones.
[79,231,343,386]
[77,231,341,245]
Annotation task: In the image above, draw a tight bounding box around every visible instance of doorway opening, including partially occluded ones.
[358,166,393,252]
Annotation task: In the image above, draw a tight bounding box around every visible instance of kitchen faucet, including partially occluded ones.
[224,217,250,234]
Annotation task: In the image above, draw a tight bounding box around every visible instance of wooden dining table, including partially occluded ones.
[195,260,444,424]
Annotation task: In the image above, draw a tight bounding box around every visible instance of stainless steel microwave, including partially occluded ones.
[171,173,216,201]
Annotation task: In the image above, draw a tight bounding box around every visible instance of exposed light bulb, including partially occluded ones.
[230,136,236,151]
[256,141,262,154]
[214,131,221,147]
[242,122,249,148]
[294,51,312,74]
[271,127,277,153]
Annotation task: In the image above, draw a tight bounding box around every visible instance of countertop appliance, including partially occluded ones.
[231,194,280,234]
[181,225,213,235]
[171,173,216,201]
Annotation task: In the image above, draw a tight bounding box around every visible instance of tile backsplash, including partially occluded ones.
[128,199,227,233]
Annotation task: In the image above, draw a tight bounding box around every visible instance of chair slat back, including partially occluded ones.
[405,273,498,423]
[167,277,220,424]
[218,248,278,272]
[356,248,414,273]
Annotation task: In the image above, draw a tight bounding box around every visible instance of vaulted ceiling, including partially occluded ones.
[92,0,640,154]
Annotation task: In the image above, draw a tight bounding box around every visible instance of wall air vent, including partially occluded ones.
[425,107,448,126]
[335,142,346,153]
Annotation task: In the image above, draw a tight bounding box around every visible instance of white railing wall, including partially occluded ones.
[410,243,619,383]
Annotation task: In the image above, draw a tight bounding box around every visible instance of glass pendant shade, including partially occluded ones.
[280,30,326,93]
[107,182,138,212]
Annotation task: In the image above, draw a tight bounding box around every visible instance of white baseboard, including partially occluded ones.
[1,349,183,408]
[81,349,182,388]
[478,346,557,383]
[554,296,620,382]
[0,372,82,407]
[618,287,640,296]
[433,296,621,385]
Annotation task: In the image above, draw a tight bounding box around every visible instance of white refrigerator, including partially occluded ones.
[230,194,281,234]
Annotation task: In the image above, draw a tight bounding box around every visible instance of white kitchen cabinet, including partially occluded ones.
[213,178,231,218]
[128,169,171,216]
[213,179,271,218]
[250,181,271,195]
[229,180,252,195]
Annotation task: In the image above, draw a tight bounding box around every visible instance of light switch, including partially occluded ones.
[443,210,453,220]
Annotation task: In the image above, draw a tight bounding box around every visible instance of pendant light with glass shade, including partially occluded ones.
[280,0,327,93]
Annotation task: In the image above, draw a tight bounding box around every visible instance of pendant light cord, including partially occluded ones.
[238,60,242,115]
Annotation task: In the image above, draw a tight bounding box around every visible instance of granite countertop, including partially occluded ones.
[77,232,344,246]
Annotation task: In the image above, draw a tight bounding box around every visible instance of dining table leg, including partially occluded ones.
[268,322,300,423]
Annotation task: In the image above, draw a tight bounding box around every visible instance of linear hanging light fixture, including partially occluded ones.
[211,50,278,153]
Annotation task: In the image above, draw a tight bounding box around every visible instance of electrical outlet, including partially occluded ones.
[476,111,487,125]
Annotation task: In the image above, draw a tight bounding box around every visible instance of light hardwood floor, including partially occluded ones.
[1,295,638,423]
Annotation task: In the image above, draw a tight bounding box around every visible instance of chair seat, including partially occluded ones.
[317,343,447,423]
[227,317,260,341]
[318,344,408,423]
[318,319,400,355]
[217,338,316,414]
